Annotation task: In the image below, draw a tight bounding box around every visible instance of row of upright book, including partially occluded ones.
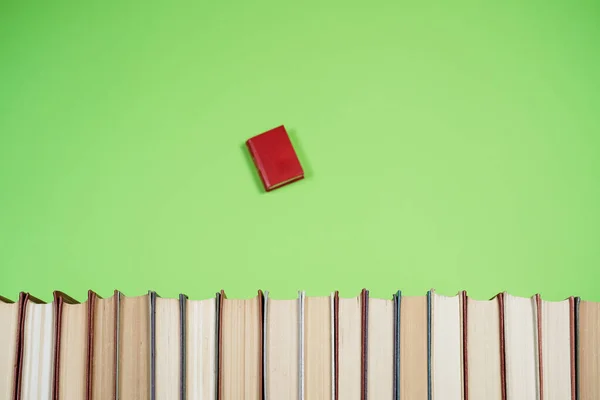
[1,288,599,400]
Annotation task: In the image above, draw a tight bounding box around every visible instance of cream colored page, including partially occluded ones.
[432,293,463,400]
[305,296,332,400]
[91,296,116,400]
[21,303,55,400]
[266,299,298,400]
[118,295,150,399]
[467,299,502,400]
[504,294,539,400]
[221,298,261,400]
[59,303,88,400]
[542,300,572,400]
[367,298,394,399]
[337,297,361,400]
[186,298,216,400]
[0,302,19,399]
[156,298,181,399]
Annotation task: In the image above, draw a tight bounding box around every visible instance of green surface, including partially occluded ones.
[1,1,599,302]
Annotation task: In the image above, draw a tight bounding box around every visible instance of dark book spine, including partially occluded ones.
[360,289,369,400]
[462,291,468,400]
[179,294,187,400]
[427,290,432,400]
[497,293,506,400]
[86,291,98,400]
[574,297,580,400]
[393,291,401,400]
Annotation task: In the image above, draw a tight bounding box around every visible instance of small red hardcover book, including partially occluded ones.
[246,125,304,192]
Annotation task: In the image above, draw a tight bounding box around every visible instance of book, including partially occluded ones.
[219,291,263,400]
[430,290,464,400]
[89,291,118,400]
[399,294,428,400]
[118,293,151,399]
[578,299,600,399]
[55,291,86,400]
[264,291,300,400]
[367,294,394,399]
[504,294,540,400]
[153,292,181,399]
[0,294,21,399]
[336,292,362,400]
[20,295,54,400]
[304,294,334,399]
[465,293,503,399]
[186,295,217,400]
[246,125,304,192]
[540,297,575,399]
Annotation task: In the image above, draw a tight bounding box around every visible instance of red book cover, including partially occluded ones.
[246,125,304,192]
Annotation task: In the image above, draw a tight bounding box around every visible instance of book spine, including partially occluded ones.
[462,291,468,400]
[360,289,369,400]
[574,297,580,400]
[569,297,576,400]
[150,292,157,400]
[333,292,338,400]
[393,291,401,400]
[86,291,97,400]
[246,140,270,191]
[179,294,187,400]
[536,294,544,400]
[257,290,264,400]
[15,293,28,400]
[497,293,506,400]
[427,290,432,400]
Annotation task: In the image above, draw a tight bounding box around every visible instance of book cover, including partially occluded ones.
[246,126,304,192]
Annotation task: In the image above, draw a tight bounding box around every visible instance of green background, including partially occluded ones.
[1,1,599,302]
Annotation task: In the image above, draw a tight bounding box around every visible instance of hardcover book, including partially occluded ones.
[246,126,304,192]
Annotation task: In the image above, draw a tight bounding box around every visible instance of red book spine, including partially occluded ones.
[246,139,270,191]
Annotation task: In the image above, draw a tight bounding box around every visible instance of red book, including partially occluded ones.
[246,125,304,192]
